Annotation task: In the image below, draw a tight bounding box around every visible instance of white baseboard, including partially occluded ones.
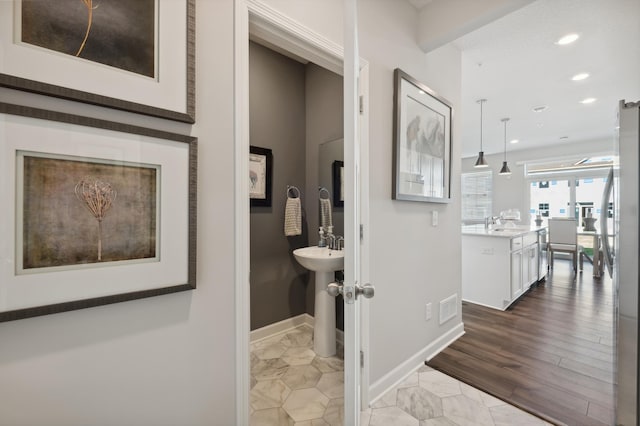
[250,314,313,343]
[368,323,465,405]
[250,313,344,345]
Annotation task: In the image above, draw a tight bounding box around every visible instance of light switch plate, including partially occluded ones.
[432,210,438,226]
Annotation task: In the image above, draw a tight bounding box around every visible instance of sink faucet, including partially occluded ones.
[484,216,500,229]
[326,234,336,250]
[335,237,344,251]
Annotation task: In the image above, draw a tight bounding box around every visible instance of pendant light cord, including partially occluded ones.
[479,100,484,152]
[503,119,507,161]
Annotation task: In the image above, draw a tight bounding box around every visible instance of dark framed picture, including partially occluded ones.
[249,146,273,207]
[392,68,452,203]
[0,0,195,123]
[0,102,197,322]
[332,160,344,207]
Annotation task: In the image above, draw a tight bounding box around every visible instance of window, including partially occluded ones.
[462,171,492,224]
[538,203,549,217]
[525,155,613,228]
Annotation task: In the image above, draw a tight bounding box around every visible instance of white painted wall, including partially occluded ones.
[259,0,464,394]
[0,1,237,424]
[462,138,614,224]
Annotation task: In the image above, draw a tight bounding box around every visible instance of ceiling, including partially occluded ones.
[413,0,640,158]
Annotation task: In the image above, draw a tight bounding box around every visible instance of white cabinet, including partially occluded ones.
[510,249,523,299]
[462,228,544,311]
[526,244,539,285]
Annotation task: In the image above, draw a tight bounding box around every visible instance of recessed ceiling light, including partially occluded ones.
[580,98,597,104]
[510,139,519,144]
[572,73,589,81]
[532,105,548,113]
[556,33,579,45]
[419,90,425,94]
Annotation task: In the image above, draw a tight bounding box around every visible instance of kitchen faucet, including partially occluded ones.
[484,216,500,229]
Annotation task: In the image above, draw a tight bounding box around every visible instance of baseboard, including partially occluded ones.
[250,313,344,345]
[368,323,465,405]
[250,314,313,343]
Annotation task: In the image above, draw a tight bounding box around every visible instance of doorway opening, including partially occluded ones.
[234,2,371,424]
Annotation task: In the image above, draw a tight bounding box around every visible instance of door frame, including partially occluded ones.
[233,1,371,423]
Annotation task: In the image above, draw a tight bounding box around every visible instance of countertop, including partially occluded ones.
[462,224,547,238]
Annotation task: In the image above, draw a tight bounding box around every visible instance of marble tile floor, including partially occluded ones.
[250,325,552,426]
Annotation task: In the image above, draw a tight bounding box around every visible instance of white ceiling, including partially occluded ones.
[444,0,640,158]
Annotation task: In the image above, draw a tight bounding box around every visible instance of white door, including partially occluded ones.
[342,1,373,424]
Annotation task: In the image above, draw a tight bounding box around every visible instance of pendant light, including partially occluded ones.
[499,117,512,175]
[474,99,489,168]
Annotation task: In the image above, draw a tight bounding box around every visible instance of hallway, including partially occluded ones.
[250,326,551,425]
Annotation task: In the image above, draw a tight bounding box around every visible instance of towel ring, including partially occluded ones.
[319,187,330,200]
[287,185,300,199]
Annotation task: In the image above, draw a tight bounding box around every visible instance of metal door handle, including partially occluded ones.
[327,282,375,300]
[327,282,343,297]
[356,283,375,299]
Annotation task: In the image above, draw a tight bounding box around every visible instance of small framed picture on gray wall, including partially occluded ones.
[392,68,452,203]
[332,160,344,207]
[250,146,273,207]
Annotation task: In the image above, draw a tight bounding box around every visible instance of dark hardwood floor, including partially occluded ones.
[428,259,615,426]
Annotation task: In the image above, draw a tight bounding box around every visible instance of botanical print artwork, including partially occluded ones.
[400,95,446,197]
[20,0,156,77]
[74,177,116,261]
[20,153,158,271]
[249,153,267,199]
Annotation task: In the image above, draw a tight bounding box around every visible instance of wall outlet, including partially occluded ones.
[425,302,432,321]
[481,247,494,255]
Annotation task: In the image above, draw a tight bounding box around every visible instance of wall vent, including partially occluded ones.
[439,294,458,325]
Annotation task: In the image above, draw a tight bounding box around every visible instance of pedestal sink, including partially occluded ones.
[293,246,344,357]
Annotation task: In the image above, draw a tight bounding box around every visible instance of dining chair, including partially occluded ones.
[548,217,583,273]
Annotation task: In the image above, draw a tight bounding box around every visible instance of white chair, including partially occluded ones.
[548,218,583,272]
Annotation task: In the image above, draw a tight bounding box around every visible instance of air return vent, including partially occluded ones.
[439,294,458,325]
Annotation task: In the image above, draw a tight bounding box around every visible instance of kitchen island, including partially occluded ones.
[462,225,547,310]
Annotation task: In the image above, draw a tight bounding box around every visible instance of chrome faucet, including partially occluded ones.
[326,233,336,250]
[335,236,344,251]
[484,216,500,229]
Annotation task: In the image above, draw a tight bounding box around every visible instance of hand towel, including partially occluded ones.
[284,196,302,236]
[320,198,332,229]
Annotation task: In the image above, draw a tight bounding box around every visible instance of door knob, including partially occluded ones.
[327,282,343,297]
[328,282,374,300]
[355,283,375,299]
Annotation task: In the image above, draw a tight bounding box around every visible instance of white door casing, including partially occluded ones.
[234,1,371,424]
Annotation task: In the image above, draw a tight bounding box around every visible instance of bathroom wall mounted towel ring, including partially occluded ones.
[284,186,302,236]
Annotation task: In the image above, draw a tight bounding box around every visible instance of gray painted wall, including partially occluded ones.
[249,42,309,330]
[0,1,238,423]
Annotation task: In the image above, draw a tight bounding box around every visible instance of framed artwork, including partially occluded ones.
[392,68,452,203]
[0,102,197,322]
[332,160,344,207]
[249,146,273,207]
[0,0,195,123]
